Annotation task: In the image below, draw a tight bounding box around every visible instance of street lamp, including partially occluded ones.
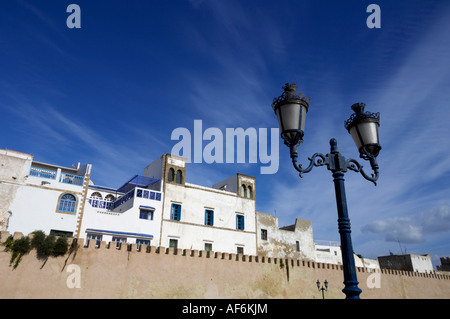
[272,83,381,299]
[316,280,328,299]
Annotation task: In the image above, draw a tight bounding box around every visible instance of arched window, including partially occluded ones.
[241,184,246,197]
[168,168,175,182]
[90,192,102,200]
[104,194,115,202]
[176,170,182,184]
[58,193,77,213]
[247,186,253,199]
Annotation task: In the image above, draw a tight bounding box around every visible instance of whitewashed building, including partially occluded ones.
[1,150,258,255]
[79,174,164,248]
[0,148,387,268]
[144,154,258,255]
[0,149,91,237]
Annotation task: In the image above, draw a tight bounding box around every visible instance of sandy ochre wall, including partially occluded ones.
[0,233,449,299]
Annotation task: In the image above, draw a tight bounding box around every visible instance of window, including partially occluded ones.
[104,194,115,202]
[168,168,175,182]
[241,185,246,197]
[50,230,73,237]
[58,193,77,213]
[171,203,181,221]
[90,192,102,200]
[87,233,102,247]
[136,239,150,249]
[205,209,214,226]
[204,243,213,251]
[247,186,253,199]
[261,229,267,240]
[139,209,154,220]
[296,241,300,252]
[112,236,127,249]
[237,246,244,254]
[236,214,245,230]
[169,239,178,250]
[176,170,182,184]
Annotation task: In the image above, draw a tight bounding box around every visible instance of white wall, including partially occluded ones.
[411,254,434,273]
[256,212,315,260]
[7,182,82,236]
[160,182,257,255]
[79,187,163,246]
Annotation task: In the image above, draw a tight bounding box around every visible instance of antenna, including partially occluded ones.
[397,239,404,255]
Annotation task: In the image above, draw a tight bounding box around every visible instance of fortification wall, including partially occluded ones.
[0,232,449,299]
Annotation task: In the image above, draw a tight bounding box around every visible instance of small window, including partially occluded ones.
[136,239,150,249]
[176,170,182,184]
[104,194,115,202]
[205,209,214,226]
[139,209,154,220]
[112,236,127,249]
[237,246,244,254]
[204,243,213,251]
[296,241,300,252]
[168,168,175,182]
[241,185,246,197]
[87,233,102,247]
[90,192,102,200]
[236,214,245,230]
[247,186,253,199]
[261,229,267,240]
[58,193,77,213]
[171,203,181,221]
[169,239,178,250]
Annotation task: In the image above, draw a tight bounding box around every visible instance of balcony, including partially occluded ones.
[59,172,84,186]
[29,167,57,180]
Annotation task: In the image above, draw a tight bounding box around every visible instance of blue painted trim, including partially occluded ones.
[140,205,155,210]
[85,228,154,239]
[89,185,122,193]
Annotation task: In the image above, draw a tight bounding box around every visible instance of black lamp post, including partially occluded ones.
[317,280,328,299]
[272,83,381,299]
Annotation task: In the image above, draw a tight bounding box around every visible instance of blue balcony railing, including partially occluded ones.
[29,167,57,179]
[59,172,84,186]
[112,189,135,209]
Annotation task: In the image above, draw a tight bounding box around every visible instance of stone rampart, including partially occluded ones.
[1,231,449,299]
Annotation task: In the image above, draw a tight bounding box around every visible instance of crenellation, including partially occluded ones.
[0,230,449,286]
[13,232,23,240]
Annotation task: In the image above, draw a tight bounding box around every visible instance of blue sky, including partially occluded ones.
[1,0,449,267]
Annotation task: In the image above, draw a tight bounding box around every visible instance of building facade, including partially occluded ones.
[378,254,434,273]
[256,211,315,260]
[79,174,164,248]
[0,149,91,237]
[145,154,258,255]
[1,148,433,272]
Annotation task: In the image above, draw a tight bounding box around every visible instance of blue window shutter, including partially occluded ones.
[205,210,213,226]
[171,204,181,221]
[236,215,244,230]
